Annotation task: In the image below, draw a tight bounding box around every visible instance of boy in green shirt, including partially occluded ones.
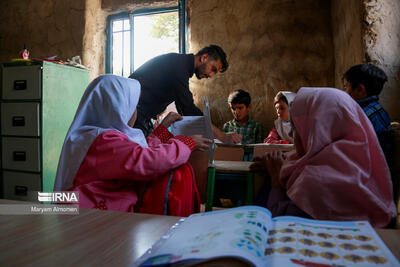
[222,89,265,144]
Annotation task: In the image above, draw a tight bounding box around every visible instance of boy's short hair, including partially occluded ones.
[228,89,251,107]
[196,44,229,73]
[343,63,388,96]
[274,92,289,105]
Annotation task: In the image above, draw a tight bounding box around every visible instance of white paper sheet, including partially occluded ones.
[170,97,214,162]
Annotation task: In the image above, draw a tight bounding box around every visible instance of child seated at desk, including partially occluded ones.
[54,75,212,216]
[222,89,265,144]
[343,63,391,160]
[264,91,296,144]
[251,87,396,228]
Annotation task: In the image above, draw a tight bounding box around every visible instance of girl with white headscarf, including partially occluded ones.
[264,91,296,144]
[252,87,396,227]
[54,75,211,215]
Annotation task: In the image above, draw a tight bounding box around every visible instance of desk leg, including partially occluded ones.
[246,173,254,205]
[243,148,253,161]
[206,167,216,212]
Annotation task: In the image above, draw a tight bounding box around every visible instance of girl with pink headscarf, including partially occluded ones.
[252,87,396,227]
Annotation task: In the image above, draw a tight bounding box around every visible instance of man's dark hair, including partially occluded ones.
[228,89,251,107]
[343,63,388,96]
[196,44,229,72]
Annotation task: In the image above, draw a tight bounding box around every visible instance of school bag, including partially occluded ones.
[138,163,200,217]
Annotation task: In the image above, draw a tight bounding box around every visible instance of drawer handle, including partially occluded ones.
[15,186,28,196]
[14,80,27,90]
[12,116,25,126]
[13,151,26,161]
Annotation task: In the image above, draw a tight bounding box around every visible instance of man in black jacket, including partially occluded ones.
[129,44,241,143]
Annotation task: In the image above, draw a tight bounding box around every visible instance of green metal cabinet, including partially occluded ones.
[1,61,89,200]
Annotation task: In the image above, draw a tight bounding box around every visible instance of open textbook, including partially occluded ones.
[133,206,399,267]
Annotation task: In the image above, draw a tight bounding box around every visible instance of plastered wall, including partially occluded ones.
[363,0,400,121]
[0,0,399,124]
[0,0,86,63]
[0,0,176,81]
[188,0,334,130]
[102,0,177,11]
[82,0,177,80]
[83,0,104,81]
[331,0,400,121]
[331,0,364,91]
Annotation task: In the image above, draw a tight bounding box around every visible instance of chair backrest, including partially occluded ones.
[389,122,400,228]
[214,146,244,161]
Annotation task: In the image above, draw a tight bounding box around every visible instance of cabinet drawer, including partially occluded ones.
[2,65,42,99]
[2,137,40,172]
[2,171,41,201]
[1,102,40,136]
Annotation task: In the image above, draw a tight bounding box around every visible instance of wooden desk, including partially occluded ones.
[190,145,295,203]
[209,160,252,173]
[216,143,294,161]
[0,199,179,266]
[215,142,294,151]
[206,161,254,211]
[1,199,399,266]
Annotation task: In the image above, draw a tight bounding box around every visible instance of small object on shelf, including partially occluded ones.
[18,44,30,60]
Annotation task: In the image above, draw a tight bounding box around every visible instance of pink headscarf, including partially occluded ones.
[280,87,396,227]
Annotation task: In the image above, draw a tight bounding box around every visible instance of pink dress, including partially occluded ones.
[54,75,200,216]
[264,127,291,144]
[69,125,200,216]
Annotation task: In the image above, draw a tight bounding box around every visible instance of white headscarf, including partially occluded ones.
[54,74,148,191]
[274,91,297,143]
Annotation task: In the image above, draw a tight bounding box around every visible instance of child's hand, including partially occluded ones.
[250,151,285,187]
[190,135,213,151]
[161,112,182,128]
[249,156,267,172]
[222,132,242,144]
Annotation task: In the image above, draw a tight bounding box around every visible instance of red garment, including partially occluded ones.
[264,127,290,144]
[70,125,200,216]
[139,163,200,216]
